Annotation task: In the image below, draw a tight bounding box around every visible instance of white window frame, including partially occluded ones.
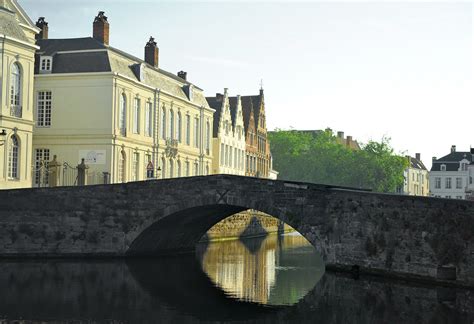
[37,91,52,127]
[39,56,53,74]
[133,97,140,134]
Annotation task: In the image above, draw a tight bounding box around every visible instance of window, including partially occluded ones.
[470,176,473,185]
[457,196,463,200]
[37,91,52,127]
[161,107,166,139]
[194,161,199,176]
[234,148,237,169]
[435,177,441,189]
[8,135,19,179]
[133,98,140,134]
[119,94,126,136]
[206,121,210,153]
[39,56,52,73]
[169,159,174,178]
[225,145,229,166]
[445,196,451,199]
[440,164,446,171]
[118,150,126,183]
[177,112,182,142]
[446,177,452,189]
[220,143,224,166]
[34,148,50,185]
[10,63,21,118]
[229,147,233,168]
[456,177,462,189]
[194,117,199,148]
[169,110,174,140]
[161,157,166,179]
[461,163,468,171]
[132,152,139,181]
[145,153,152,178]
[185,161,190,176]
[145,102,152,137]
[186,115,191,145]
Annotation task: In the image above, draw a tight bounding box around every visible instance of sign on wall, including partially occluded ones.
[79,150,106,165]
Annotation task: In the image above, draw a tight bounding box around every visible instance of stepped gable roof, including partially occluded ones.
[0,7,28,42]
[431,151,472,171]
[408,156,427,171]
[35,37,210,108]
[206,96,223,138]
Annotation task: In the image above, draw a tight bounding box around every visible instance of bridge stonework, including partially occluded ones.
[0,175,473,286]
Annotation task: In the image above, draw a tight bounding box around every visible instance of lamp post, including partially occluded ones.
[0,129,7,146]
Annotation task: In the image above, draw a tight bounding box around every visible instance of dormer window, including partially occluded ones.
[441,164,446,171]
[39,56,52,73]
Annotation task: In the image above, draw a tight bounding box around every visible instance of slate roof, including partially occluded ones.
[0,7,28,42]
[228,96,239,129]
[35,37,209,108]
[431,151,473,171]
[239,96,255,136]
[206,96,223,137]
[408,156,427,171]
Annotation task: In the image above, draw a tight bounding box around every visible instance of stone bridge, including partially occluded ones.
[0,175,473,286]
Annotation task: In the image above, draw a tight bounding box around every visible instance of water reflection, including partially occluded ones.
[197,233,325,305]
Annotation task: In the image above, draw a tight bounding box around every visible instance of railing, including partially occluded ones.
[31,162,49,188]
[165,138,179,158]
[10,105,22,118]
[62,162,78,186]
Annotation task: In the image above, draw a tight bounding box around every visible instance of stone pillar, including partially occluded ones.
[77,159,89,186]
[48,155,61,187]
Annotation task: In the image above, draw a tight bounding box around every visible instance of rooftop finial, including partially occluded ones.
[260,79,264,90]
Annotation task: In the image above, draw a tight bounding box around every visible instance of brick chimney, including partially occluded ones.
[35,17,48,41]
[145,37,159,68]
[93,11,109,45]
[415,153,421,161]
[177,71,187,81]
[451,145,456,153]
[337,131,344,139]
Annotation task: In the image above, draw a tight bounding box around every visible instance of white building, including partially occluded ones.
[429,145,472,199]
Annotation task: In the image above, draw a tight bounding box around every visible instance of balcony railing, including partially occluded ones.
[165,138,179,158]
[10,105,22,118]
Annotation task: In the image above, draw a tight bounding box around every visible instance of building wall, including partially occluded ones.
[429,170,468,199]
[0,2,38,189]
[404,167,429,196]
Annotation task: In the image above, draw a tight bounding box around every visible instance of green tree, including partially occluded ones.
[268,129,408,193]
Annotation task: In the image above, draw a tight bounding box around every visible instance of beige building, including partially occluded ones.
[32,12,213,185]
[206,89,246,175]
[398,153,429,196]
[0,0,39,189]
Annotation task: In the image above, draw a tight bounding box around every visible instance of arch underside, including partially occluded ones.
[127,204,249,256]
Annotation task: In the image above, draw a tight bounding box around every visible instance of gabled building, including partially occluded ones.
[32,12,214,184]
[397,153,429,196]
[239,89,271,178]
[429,145,472,199]
[206,89,246,175]
[0,0,39,189]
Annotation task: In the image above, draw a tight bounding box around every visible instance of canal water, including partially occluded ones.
[0,232,473,323]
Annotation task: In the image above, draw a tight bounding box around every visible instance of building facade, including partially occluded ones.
[206,89,246,175]
[429,146,472,199]
[397,153,429,196]
[32,12,213,185]
[239,89,271,178]
[0,0,39,189]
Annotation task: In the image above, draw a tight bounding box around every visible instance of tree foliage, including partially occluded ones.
[268,129,408,192]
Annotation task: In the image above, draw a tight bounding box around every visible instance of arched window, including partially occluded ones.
[169,109,174,140]
[10,63,21,117]
[119,94,126,135]
[161,107,166,139]
[169,158,174,178]
[8,135,19,179]
[118,150,126,183]
[161,157,166,179]
[177,112,182,142]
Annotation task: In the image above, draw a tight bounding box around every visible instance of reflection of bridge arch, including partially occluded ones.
[0,175,473,286]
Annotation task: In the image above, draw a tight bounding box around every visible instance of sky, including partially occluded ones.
[20,0,474,168]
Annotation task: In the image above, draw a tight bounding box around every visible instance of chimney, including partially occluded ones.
[35,17,48,41]
[145,37,159,68]
[346,136,353,145]
[337,131,344,139]
[216,93,224,102]
[451,145,456,153]
[93,11,109,45]
[177,71,187,81]
[432,156,437,163]
[415,153,421,161]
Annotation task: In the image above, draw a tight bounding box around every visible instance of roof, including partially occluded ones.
[0,7,28,42]
[228,96,239,129]
[206,96,223,137]
[35,37,209,108]
[408,156,427,171]
[431,151,473,171]
[239,96,255,135]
